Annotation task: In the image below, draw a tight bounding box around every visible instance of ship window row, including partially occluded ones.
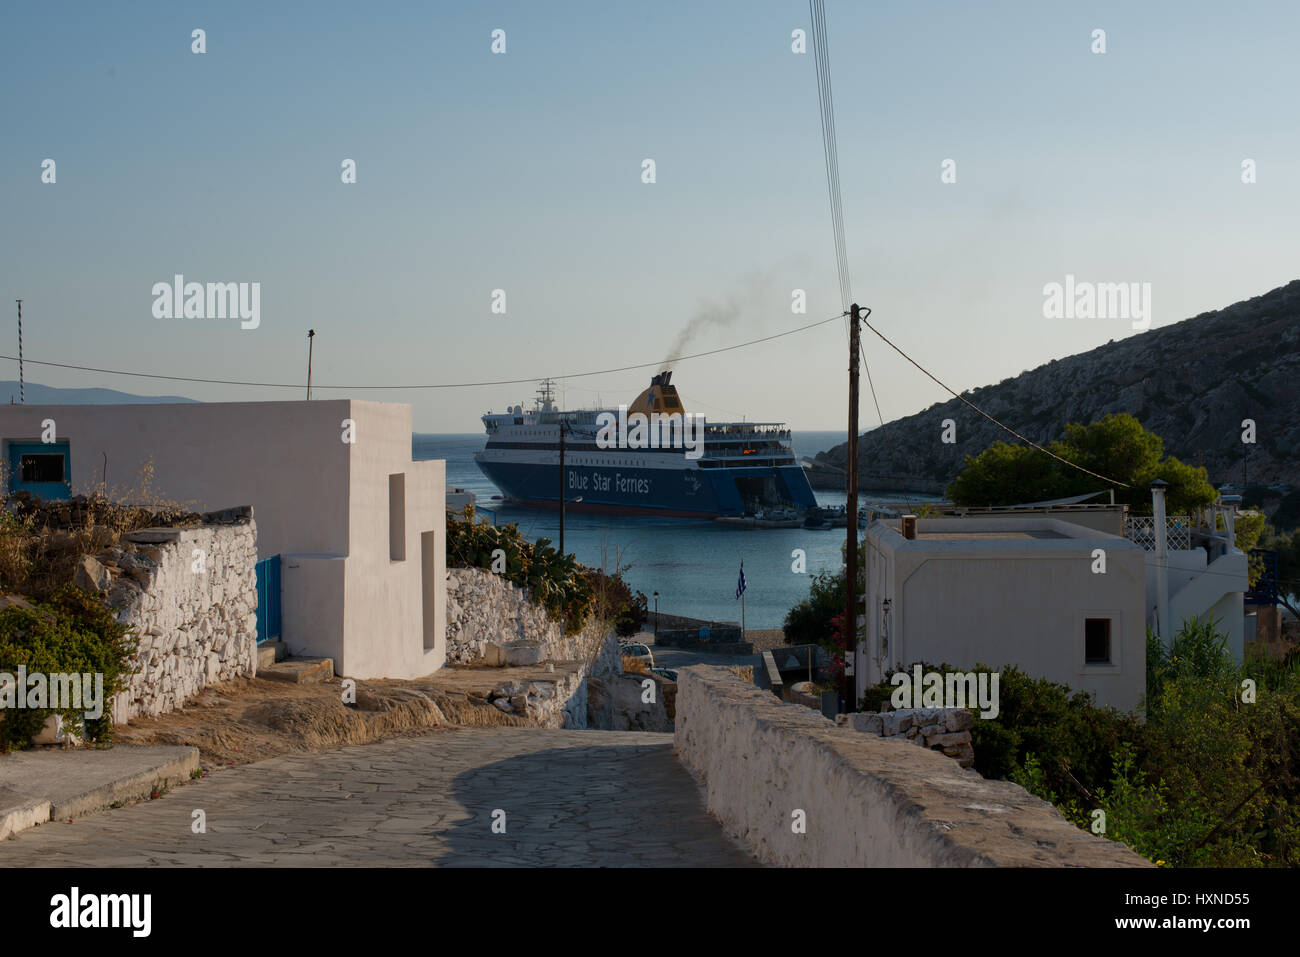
[485,441,687,454]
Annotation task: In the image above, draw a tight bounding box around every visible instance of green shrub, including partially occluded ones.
[782,569,844,648]
[0,584,137,749]
[862,619,1300,866]
[585,569,647,637]
[446,509,595,634]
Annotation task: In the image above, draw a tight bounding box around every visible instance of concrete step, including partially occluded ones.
[0,745,199,839]
[258,656,335,684]
[256,641,287,671]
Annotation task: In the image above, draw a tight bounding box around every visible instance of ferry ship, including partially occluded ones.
[474,373,818,518]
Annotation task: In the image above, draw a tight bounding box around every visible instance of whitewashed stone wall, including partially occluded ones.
[837,707,975,767]
[446,567,611,667]
[91,508,259,724]
[675,666,1150,868]
[448,567,621,729]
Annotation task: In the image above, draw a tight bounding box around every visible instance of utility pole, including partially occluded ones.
[14,300,23,404]
[843,302,862,714]
[306,329,315,399]
[559,420,567,555]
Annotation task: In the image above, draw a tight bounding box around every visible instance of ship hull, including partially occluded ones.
[475,459,817,518]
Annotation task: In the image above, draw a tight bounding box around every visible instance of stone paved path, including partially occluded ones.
[0,729,757,867]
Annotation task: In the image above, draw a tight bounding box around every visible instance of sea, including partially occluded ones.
[414,431,939,630]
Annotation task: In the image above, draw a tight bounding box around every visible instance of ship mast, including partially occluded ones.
[536,378,557,414]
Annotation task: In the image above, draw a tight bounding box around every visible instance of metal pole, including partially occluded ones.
[307,329,315,399]
[559,421,566,556]
[844,303,862,713]
[15,300,23,404]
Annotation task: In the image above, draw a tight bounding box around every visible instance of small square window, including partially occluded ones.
[20,453,65,484]
[1085,618,1111,664]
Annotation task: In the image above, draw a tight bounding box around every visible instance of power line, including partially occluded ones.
[0,310,847,393]
[810,0,852,314]
[858,315,1134,490]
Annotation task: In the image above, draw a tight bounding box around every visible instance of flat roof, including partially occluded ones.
[915,530,1067,541]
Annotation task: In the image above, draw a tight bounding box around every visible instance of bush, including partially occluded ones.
[863,661,1141,817]
[858,619,1300,866]
[782,569,844,648]
[0,584,137,749]
[586,568,647,637]
[782,541,865,652]
[446,508,594,634]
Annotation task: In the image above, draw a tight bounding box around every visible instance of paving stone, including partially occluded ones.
[0,729,758,867]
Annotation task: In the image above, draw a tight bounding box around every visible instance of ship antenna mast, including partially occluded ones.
[537,378,557,413]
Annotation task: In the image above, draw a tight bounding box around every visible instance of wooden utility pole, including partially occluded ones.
[843,302,862,713]
[14,300,23,404]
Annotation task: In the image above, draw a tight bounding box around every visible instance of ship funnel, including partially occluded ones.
[630,370,685,416]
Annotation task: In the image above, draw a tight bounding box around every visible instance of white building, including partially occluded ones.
[0,400,446,680]
[859,515,1149,713]
[857,494,1252,715]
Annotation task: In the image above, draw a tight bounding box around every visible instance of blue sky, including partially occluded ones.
[2,0,1296,432]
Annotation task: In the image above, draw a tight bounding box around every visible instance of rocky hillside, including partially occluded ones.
[810,279,1300,495]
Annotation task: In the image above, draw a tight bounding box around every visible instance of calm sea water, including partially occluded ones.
[414,431,938,629]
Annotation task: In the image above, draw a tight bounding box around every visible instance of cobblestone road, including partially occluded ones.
[0,729,757,867]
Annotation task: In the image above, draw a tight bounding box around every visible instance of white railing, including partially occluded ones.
[1125,516,1191,551]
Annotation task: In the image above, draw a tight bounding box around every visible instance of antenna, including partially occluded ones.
[14,300,23,404]
[307,329,315,400]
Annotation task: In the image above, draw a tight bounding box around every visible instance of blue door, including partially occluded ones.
[255,556,282,643]
[6,440,72,499]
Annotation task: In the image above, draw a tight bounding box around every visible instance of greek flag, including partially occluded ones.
[736,561,746,599]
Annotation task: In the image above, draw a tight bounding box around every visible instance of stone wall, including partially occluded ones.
[837,707,975,768]
[78,507,260,724]
[446,567,609,666]
[447,567,621,729]
[588,671,672,732]
[674,666,1150,868]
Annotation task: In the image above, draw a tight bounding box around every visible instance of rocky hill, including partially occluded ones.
[810,279,1300,495]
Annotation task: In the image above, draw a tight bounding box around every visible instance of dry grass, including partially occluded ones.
[117,674,532,770]
[621,655,649,674]
[0,458,202,599]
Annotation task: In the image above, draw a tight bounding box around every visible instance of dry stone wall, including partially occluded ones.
[446,567,609,666]
[837,707,976,767]
[77,507,260,724]
[447,567,621,729]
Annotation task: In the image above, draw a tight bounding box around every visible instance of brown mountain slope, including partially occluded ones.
[811,279,1300,494]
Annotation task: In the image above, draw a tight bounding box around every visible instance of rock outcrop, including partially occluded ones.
[812,279,1300,493]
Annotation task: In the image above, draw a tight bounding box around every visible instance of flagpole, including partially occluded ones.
[738,556,746,636]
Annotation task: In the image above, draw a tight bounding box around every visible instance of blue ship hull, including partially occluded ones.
[476,459,818,518]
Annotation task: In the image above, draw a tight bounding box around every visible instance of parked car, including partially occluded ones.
[620,642,654,668]
[649,667,678,683]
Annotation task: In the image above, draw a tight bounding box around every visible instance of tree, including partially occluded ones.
[947,441,1060,507]
[1260,526,1300,618]
[782,541,866,652]
[1272,491,1300,532]
[948,414,1217,515]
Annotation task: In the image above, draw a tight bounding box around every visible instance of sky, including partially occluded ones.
[2,1,1297,433]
